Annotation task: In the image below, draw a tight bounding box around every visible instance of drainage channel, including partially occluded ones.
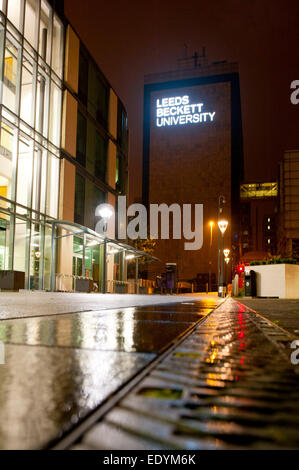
[51,299,224,450]
[64,298,299,450]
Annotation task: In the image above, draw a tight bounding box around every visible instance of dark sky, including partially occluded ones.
[65,0,299,202]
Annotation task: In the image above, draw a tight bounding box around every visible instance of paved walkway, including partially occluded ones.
[239,298,299,337]
[0,296,219,449]
[76,298,299,450]
[0,291,214,320]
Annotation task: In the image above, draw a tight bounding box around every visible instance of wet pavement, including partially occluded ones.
[0,297,218,450]
[239,298,299,337]
[0,292,213,320]
[76,298,299,450]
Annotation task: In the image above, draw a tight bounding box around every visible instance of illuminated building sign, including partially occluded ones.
[156,95,216,127]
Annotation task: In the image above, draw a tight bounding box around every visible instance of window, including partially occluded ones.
[39,0,52,64]
[35,66,50,136]
[78,49,88,106]
[3,34,21,114]
[49,81,61,146]
[51,13,63,77]
[117,101,128,152]
[94,132,107,181]
[0,119,17,205]
[16,132,33,210]
[95,75,108,125]
[24,0,38,48]
[76,111,87,167]
[45,152,59,218]
[74,172,85,225]
[7,0,23,32]
[115,151,127,194]
[20,51,35,126]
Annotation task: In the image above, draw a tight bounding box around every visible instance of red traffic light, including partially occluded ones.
[238,265,244,273]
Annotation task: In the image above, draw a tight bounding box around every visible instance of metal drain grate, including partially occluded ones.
[72,298,299,450]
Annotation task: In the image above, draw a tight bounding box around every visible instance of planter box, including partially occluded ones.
[75,278,93,293]
[247,264,299,299]
[0,270,25,291]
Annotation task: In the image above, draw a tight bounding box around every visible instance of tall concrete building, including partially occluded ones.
[0,0,148,292]
[142,56,243,287]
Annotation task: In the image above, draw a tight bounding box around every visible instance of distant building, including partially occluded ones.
[278,150,299,260]
[142,55,244,285]
[239,182,278,264]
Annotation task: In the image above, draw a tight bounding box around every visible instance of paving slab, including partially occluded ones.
[239,298,299,337]
[0,298,218,449]
[0,292,216,320]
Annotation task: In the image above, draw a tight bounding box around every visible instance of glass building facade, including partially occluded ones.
[0,0,138,293]
[0,0,63,289]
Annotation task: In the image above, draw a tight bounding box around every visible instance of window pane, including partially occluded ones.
[94,132,107,181]
[117,102,128,152]
[49,81,61,147]
[39,148,47,213]
[32,146,41,213]
[3,35,21,114]
[74,172,85,225]
[39,0,52,64]
[20,51,35,126]
[78,49,88,105]
[16,133,33,210]
[51,14,63,77]
[24,0,38,48]
[46,153,59,218]
[95,76,108,125]
[76,111,86,167]
[7,0,22,31]
[0,213,13,270]
[35,67,50,136]
[0,119,17,205]
[30,222,42,289]
[13,217,28,275]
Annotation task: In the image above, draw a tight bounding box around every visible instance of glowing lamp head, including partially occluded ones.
[209,221,214,227]
[96,203,114,220]
[224,257,230,264]
[218,220,228,234]
[223,249,230,258]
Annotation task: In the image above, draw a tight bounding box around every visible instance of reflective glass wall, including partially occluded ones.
[0,0,63,289]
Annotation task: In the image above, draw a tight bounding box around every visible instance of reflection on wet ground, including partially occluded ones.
[0,299,215,449]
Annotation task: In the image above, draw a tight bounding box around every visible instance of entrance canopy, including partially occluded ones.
[46,220,159,292]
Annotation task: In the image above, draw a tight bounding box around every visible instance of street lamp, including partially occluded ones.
[223,248,230,258]
[218,220,228,235]
[218,217,228,297]
[96,203,114,234]
[95,203,114,293]
[208,221,214,292]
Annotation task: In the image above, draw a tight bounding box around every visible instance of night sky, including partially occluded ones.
[65,0,299,203]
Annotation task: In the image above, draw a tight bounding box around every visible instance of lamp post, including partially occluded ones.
[208,221,214,292]
[96,203,113,293]
[217,195,226,296]
[218,219,228,297]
